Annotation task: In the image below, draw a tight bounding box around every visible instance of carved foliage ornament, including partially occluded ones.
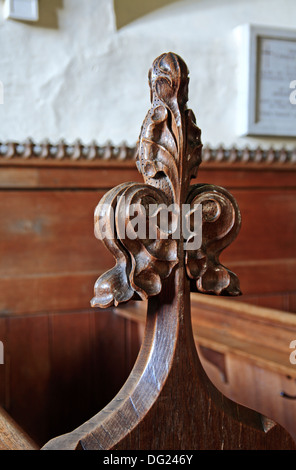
[91,52,241,309]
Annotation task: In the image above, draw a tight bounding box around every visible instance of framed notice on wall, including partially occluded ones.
[237,24,296,137]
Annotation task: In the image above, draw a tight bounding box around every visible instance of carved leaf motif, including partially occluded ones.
[146,105,178,157]
[185,109,203,181]
[136,53,202,206]
[141,139,179,203]
[185,184,241,296]
[137,102,179,204]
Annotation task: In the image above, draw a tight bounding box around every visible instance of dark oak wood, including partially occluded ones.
[0,309,143,447]
[41,52,296,450]
[1,298,296,448]
[43,272,296,450]
[114,293,296,442]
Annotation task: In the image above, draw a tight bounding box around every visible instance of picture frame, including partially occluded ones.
[237,24,296,137]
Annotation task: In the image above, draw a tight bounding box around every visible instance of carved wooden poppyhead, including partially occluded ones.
[91,52,241,309]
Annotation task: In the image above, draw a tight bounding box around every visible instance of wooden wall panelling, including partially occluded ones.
[48,311,96,441]
[124,317,145,374]
[199,165,296,189]
[1,160,296,190]
[0,164,142,190]
[223,188,296,262]
[92,309,130,410]
[0,308,142,448]
[6,315,51,446]
[1,151,295,315]
[0,190,113,315]
[220,188,296,295]
[289,293,296,313]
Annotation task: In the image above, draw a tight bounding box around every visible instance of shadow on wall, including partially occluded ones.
[11,0,63,29]
[113,0,181,29]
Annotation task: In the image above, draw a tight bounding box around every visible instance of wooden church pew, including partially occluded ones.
[0,50,295,447]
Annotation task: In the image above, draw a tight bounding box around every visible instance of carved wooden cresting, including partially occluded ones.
[90,52,240,309]
[43,52,296,450]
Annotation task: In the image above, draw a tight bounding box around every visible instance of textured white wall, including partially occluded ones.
[0,0,295,148]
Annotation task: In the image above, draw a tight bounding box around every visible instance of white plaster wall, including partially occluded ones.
[0,0,295,148]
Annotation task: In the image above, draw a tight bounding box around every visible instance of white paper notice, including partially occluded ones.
[257,37,296,124]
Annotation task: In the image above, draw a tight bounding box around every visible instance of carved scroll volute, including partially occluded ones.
[185,184,242,296]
